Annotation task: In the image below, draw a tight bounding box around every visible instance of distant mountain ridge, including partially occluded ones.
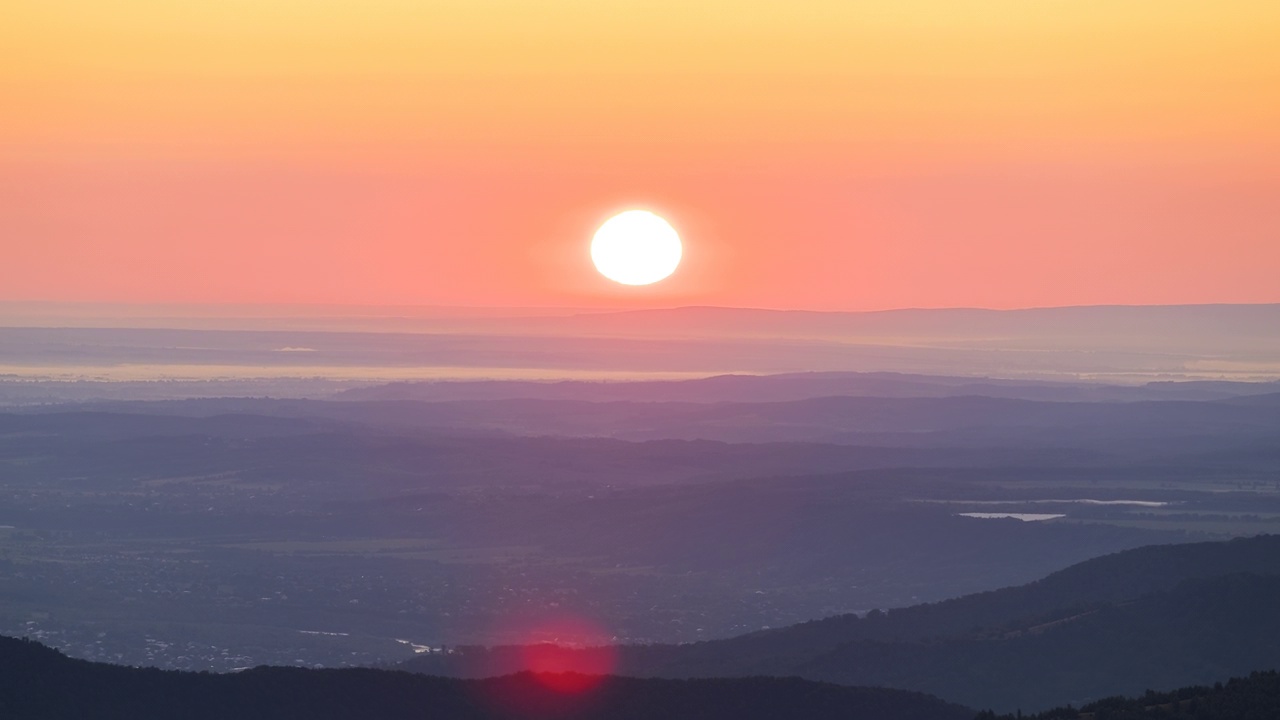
[546,303,1280,345]
[334,371,1280,404]
[23,390,1280,450]
[6,301,1277,337]
[4,303,1278,382]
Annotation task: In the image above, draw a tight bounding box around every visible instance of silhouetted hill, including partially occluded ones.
[701,533,1280,648]
[402,536,1280,711]
[1223,391,1280,408]
[795,573,1280,711]
[0,636,970,720]
[982,669,1280,720]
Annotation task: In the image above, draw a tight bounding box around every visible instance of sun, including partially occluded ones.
[590,210,682,286]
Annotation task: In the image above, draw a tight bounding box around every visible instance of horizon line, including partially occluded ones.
[3,299,1279,320]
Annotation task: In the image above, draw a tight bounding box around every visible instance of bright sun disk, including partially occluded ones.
[591,210,682,286]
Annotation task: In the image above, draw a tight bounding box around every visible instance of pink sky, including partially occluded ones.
[3,1,1278,310]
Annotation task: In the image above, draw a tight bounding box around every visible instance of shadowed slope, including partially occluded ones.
[0,636,971,720]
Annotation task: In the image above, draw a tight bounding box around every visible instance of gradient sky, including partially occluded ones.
[3,1,1278,310]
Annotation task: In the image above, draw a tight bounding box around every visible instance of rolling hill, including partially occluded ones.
[402,535,1280,712]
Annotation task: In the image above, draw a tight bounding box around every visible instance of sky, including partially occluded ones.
[2,1,1278,311]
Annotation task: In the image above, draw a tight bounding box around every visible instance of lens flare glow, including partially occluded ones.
[518,615,617,693]
[590,210,682,286]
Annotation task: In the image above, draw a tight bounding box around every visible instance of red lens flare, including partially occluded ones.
[467,613,620,718]
[518,615,617,693]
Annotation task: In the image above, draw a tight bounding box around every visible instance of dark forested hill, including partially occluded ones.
[0,636,971,720]
[402,536,1280,712]
[981,670,1280,720]
[650,533,1280,652]
[792,572,1280,712]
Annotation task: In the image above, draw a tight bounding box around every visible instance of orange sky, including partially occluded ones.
[2,1,1278,310]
